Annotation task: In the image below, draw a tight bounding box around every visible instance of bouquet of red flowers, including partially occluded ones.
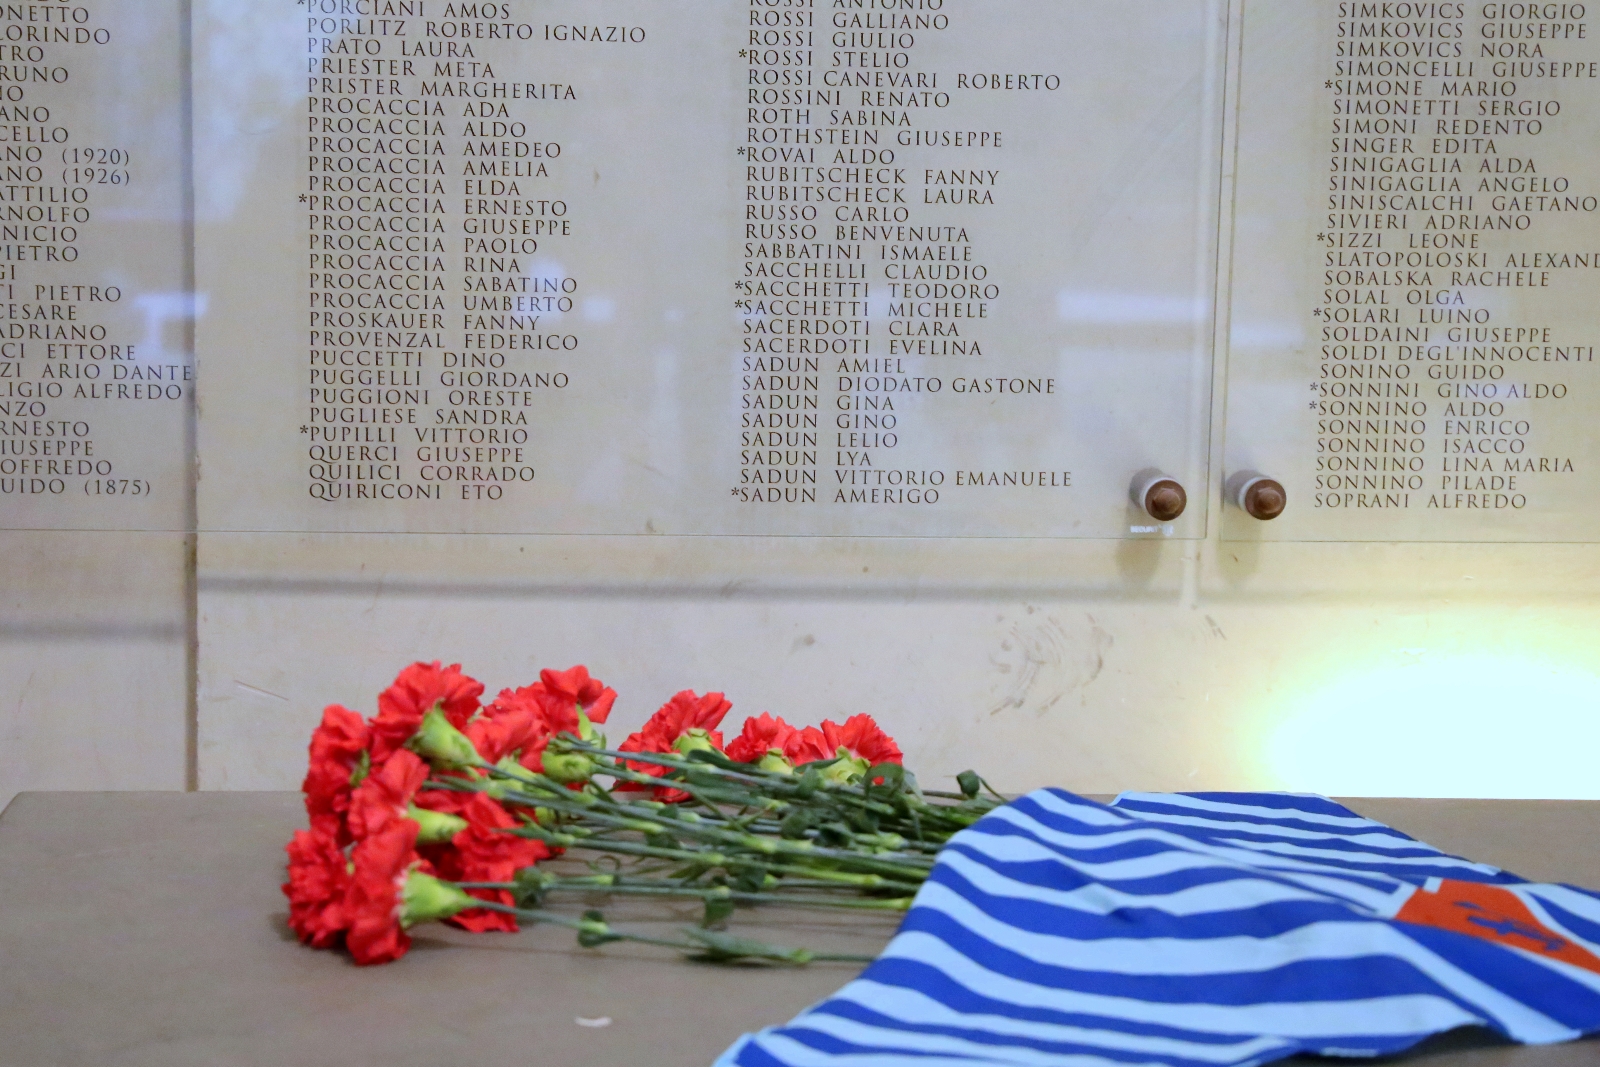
[283,661,1000,965]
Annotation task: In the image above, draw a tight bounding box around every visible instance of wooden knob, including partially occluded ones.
[1239,476,1286,520]
[1141,478,1187,521]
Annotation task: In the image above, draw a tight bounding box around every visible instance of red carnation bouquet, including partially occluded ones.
[283,662,1000,966]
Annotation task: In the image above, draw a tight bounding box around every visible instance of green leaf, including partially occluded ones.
[956,770,982,799]
[733,864,768,893]
[867,762,904,792]
[347,749,371,789]
[702,897,735,929]
[779,809,813,840]
[681,927,811,964]
[686,765,727,788]
[670,862,713,882]
[511,867,548,909]
[846,808,880,834]
[687,747,747,771]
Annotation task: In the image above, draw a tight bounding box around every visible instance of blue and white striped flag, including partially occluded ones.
[718,790,1600,1066]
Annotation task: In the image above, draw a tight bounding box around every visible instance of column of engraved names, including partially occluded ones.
[441,4,579,505]
[828,0,948,507]
[306,4,442,505]
[1315,1,1596,519]
[738,0,827,507]
[826,0,1065,508]
[1436,3,1595,511]
[0,6,177,507]
[306,2,578,508]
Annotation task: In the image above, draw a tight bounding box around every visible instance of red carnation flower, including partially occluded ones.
[369,661,484,765]
[639,689,733,748]
[430,793,551,933]
[726,712,799,764]
[472,668,616,780]
[822,714,903,766]
[282,827,352,949]
[347,749,428,840]
[503,665,618,746]
[539,665,617,724]
[301,704,370,846]
[789,715,903,785]
[786,726,835,766]
[344,819,424,965]
[474,686,556,770]
[616,690,732,799]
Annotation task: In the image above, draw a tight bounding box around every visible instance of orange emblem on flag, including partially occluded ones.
[1394,879,1600,976]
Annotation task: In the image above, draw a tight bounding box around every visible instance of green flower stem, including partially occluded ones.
[628,804,938,872]
[437,769,939,886]
[508,823,926,892]
[462,879,914,912]
[552,738,775,788]
[465,778,682,839]
[593,763,791,813]
[467,901,711,953]
[467,901,876,964]
[499,755,960,857]
[485,779,935,879]
[632,809,935,880]
[439,777,941,905]
[476,766,787,839]
[553,738,875,803]
[493,785,679,837]
[740,878,888,891]
[544,738,1000,844]
[558,740,906,819]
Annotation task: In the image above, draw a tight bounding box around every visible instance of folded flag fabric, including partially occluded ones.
[717,790,1600,1067]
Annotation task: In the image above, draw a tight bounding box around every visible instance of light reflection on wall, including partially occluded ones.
[1266,655,1600,799]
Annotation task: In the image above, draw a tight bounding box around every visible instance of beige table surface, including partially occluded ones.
[0,792,1597,1067]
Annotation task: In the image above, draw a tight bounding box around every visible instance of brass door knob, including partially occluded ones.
[1132,474,1187,521]
[1235,475,1286,520]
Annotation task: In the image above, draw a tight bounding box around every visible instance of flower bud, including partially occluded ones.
[673,727,717,757]
[399,870,478,927]
[821,748,871,787]
[756,750,795,775]
[576,709,605,746]
[483,755,529,800]
[542,749,595,785]
[407,804,469,845]
[405,706,481,770]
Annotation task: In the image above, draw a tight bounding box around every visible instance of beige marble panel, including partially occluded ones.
[194,0,1223,539]
[187,1,1600,805]
[0,530,190,808]
[195,529,1600,798]
[1226,1,1600,540]
[0,2,193,805]
[0,0,192,531]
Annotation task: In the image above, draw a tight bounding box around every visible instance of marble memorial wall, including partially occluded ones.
[195,0,1223,539]
[8,0,1600,806]
[1228,1,1600,541]
[0,0,191,809]
[0,0,190,529]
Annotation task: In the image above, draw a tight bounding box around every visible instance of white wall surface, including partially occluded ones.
[0,533,190,809]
